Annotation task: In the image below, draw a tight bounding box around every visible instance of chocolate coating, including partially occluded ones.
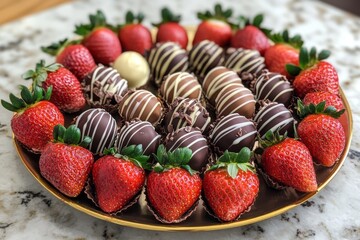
[209,113,257,154]
[254,70,294,107]
[82,65,128,112]
[165,127,209,172]
[254,102,295,138]
[202,66,242,106]
[160,72,202,104]
[118,89,163,126]
[113,51,150,89]
[163,97,211,134]
[75,108,117,155]
[189,40,225,80]
[224,48,266,76]
[147,42,189,86]
[215,83,256,118]
[116,120,161,156]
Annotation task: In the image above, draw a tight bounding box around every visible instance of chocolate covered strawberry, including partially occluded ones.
[203,148,259,222]
[146,145,202,223]
[23,60,85,113]
[231,14,270,55]
[193,4,233,47]
[286,47,339,98]
[297,100,345,167]
[75,10,122,65]
[40,125,93,197]
[264,30,303,79]
[41,39,96,80]
[303,91,344,111]
[260,131,318,192]
[92,145,149,213]
[1,85,64,153]
[154,8,188,49]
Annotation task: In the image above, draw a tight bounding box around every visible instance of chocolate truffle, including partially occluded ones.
[82,65,128,112]
[215,83,256,119]
[189,40,225,80]
[113,51,150,89]
[160,72,202,104]
[254,102,295,138]
[224,48,266,76]
[209,113,257,154]
[253,70,294,107]
[75,108,117,155]
[116,120,161,156]
[202,66,242,106]
[118,89,163,126]
[164,127,209,172]
[147,42,189,86]
[163,97,211,134]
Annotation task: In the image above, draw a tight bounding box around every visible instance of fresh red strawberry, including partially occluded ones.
[287,47,339,98]
[297,100,346,167]
[193,4,233,47]
[1,85,64,153]
[153,8,188,49]
[75,10,122,65]
[92,145,149,213]
[40,125,94,197]
[41,39,96,80]
[146,145,202,223]
[22,60,86,113]
[260,132,318,192]
[118,11,152,55]
[203,148,259,222]
[231,14,270,55]
[303,91,344,111]
[264,30,303,79]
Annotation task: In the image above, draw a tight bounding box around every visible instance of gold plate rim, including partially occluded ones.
[13,88,353,232]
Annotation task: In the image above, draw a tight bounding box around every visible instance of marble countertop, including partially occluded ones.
[0,0,359,239]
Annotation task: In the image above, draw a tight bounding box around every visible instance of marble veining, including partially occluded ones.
[0,0,359,239]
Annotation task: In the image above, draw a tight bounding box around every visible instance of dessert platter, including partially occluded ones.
[3,5,353,231]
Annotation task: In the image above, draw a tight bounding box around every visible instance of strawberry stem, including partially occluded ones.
[103,145,151,170]
[207,147,255,178]
[267,30,303,49]
[1,85,52,112]
[197,3,234,26]
[297,99,345,119]
[286,47,331,76]
[74,10,116,36]
[152,144,196,175]
[53,124,91,147]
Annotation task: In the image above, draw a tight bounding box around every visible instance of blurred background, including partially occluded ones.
[0,0,359,24]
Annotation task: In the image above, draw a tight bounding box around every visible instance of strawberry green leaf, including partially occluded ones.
[9,93,26,109]
[1,100,17,112]
[53,124,66,142]
[125,11,135,24]
[309,47,317,60]
[63,125,81,144]
[181,165,196,176]
[299,47,309,68]
[20,87,33,105]
[227,163,239,179]
[236,147,251,163]
[22,70,35,80]
[315,101,326,113]
[153,163,164,173]
[318,50,331,61]
[252,14,263,28]
[41,38,68,56]
[286,64,301,77]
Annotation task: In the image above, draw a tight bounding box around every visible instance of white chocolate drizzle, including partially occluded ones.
[147,42,189,85]
[224,48,265,76]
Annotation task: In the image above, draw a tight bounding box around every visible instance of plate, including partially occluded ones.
[14,87,352,231]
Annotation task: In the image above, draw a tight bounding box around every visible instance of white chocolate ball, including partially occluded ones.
[113,51,150,89]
